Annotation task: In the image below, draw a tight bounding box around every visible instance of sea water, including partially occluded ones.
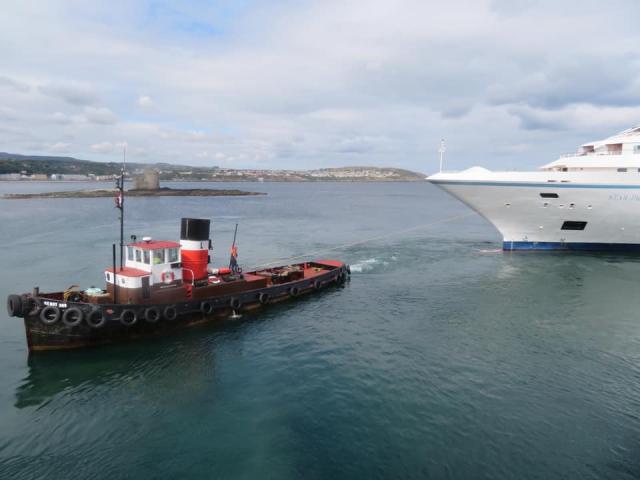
[0,181,639,479]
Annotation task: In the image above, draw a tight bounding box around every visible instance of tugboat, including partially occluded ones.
[6,171,349,351]
[6,217,350,351]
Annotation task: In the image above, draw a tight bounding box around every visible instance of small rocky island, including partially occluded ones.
[2,169,265,199]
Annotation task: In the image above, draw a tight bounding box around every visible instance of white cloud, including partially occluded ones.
[137,95,153,108]
[38,81,98,106]
[50,111,71,124]
[84,106,117,125]
[90,141,127,154]
[0,75,30,93]
[48,142,71,153]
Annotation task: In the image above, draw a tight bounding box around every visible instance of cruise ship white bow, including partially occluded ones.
[428,126,640,251]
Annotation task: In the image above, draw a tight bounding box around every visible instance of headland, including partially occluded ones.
[2,187,265,200]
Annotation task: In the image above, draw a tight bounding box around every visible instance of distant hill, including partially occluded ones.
[0,152,200,177]
[0,153,425,181]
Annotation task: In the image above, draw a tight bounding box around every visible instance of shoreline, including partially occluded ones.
[2,187,266,200]
[0,178,427,183]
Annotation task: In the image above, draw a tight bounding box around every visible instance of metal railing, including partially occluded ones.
[559,151,623,158]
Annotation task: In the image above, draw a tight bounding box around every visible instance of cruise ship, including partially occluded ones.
[428,126,640,251]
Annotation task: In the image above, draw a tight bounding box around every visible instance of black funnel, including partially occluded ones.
[180,218,210,241]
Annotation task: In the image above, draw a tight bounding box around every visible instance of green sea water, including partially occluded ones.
[1,181,639,479]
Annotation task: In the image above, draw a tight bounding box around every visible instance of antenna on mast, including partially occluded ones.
[438,138,446,173]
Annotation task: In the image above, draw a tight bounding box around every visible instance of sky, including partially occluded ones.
[1,0,639,173]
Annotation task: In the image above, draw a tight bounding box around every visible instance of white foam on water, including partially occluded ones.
[350,258,379,273]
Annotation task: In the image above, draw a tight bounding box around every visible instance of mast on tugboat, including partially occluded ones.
[115,146,126,269]
[229,223,239,273]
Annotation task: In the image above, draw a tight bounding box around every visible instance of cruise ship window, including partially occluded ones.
[634,145,640,153]
[540,193,559,198]
[561,221,587,231]
[617,168,627,172]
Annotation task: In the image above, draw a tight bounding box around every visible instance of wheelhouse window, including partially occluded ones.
[167,248,179,263]
[127,246,134,261]
[153,249,164,264]
[135,249,142,262]
[143,250,150,264]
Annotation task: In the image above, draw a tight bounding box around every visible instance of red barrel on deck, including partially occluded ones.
[180,218,211,282]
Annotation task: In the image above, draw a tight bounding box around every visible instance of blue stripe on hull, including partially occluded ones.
[503,241,640,252]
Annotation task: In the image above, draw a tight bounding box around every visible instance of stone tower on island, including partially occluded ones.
[133,168,160,190]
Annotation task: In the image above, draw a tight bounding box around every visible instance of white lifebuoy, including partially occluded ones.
[161,270,175,284]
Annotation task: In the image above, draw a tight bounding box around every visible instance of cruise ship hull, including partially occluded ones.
[429,177,640,251]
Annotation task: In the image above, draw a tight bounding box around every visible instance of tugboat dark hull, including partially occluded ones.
[10,261,350,352]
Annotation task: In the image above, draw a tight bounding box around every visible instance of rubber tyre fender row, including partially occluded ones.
[40,305,61,325]
[7,295,23,318]
[120,309,138,327]
[62,307,83,327]
[144,306,161,323]
[86,308,106,329]
[164,305,178,321]
[258,292,270,305]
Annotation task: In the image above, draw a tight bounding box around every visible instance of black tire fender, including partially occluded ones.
[6,295,23,317]
[86,308,106,328]
[200,301,214,315]
[258,292,270,305]
[164,305,178,321]
[62,307,83,327]
[289,286,300,297]
[144,306,161,323]
[40,305,61,325]
[313,280,321,290]
[120,309,138,327]
[230,297,242,310]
